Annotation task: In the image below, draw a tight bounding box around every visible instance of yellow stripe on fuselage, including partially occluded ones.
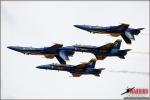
[89,30,122,35]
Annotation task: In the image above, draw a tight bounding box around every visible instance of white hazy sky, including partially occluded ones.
[1,1,149,99]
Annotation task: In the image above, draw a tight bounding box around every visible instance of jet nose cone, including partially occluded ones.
[36,66,42,69]
[7,46,13,49]
[74,25,90,30]
[7,46,21,51]
[36,65,49,69]
[7,46,18,50]
[36,66,45,69]
[74,25,83,29]
[74,25,79,28]
[7,46,26,53]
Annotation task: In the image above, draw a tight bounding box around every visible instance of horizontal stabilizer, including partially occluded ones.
[137,28,145,30]
[118,49,131,59]
[94,68,105,76]
[118,56,125,59]
[133,28,145,35]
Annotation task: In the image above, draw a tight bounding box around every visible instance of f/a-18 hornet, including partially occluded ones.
[7,43,74,64]
[74,23,144,44]
[36,58,105,77]
[60,39,131,60]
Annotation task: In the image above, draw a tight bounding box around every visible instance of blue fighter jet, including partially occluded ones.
[74,24,144,44]
[60,39,131,60]
[36,58,105,77]
[7,43,74,64]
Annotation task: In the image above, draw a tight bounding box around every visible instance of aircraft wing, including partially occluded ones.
[94,43,114,60]
[95,42,118,60]
[116,24,129,31]
[97,43,114,52]
[59,50,69,61]
[46,44,63,52]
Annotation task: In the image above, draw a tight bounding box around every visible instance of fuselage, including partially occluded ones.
[74,25,123,35]
[7,46,58,55]
[60,45,120,57]
[36,64,101,75]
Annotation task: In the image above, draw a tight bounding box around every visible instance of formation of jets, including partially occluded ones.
[7,23,144,77]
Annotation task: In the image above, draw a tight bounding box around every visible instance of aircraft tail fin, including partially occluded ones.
[88,58,97,68]
[59,50,70,61]
[113,39,122,49]
[58,50,74,62]
[116,23,129,32]
[55,55,66,64]
[121,34,132,44]
[118,49,131,59]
